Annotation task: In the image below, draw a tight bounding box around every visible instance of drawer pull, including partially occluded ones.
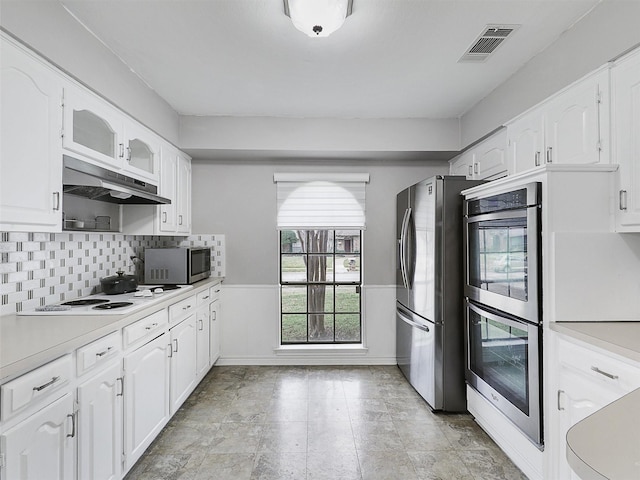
[202,295,210,300]
[182,305,192,310]
[33,376,60,392]
[591,366,618,380]
[95,346,113,357]
[145,322,159,331]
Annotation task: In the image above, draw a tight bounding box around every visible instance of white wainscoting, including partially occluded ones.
[217,285,397,366]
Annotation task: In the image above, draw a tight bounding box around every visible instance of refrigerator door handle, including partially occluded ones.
[399,208,411,289]
[405,208,415,288]
[397,308,430,332]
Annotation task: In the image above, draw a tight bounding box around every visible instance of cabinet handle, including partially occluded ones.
[215,289,220,293]
[546,146,553,163]
[33,376,60,392]
[534,151,541,167]
[183,305,191,310]
[199,319,204,330]
[178,215,183,225]
[619,190,628,211]
[173,339,179,353]
[212,311,217,321]
[591,366,619,380]
[557,389,565,411]
[119,143,125,158]
[167,344,173,357]
[126,146,132,162]
[53,192,61,211]
[202,295,210,300]
[468,165,473,177]
[145,322,159,330]
[95,346,113,357]
[117,376,124,397]
[473,162,479,174]
[162,211,167,223]
[67,412,76,438]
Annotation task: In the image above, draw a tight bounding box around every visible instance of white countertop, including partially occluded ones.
[566,387,640,480]
[550,321,640,362]
[0,278,222,382]
[551,321,640,480]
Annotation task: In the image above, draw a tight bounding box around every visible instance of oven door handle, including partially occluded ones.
[465,207,532,224]
[397,309,430,333]
[467,300,537,329]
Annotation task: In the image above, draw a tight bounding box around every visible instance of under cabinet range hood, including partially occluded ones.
[63,156,170,205]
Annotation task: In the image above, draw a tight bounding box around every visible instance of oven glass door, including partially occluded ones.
[466,300,542,445]
[465,207,539,322]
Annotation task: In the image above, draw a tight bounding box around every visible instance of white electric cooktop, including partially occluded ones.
[18,285,193,316]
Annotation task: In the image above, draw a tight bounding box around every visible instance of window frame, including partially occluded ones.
[279,229,363,345]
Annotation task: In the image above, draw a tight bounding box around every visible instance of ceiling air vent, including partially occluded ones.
[459,24,520,63]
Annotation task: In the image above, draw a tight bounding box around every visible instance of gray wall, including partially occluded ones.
[191,160,450,285]
[0,0,180,144]
[460,0,640,147]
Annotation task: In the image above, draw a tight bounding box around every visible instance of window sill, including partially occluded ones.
[274,344,368,355]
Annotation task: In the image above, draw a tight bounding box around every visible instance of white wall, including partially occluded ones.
[0,0,180,143]
[180,115,461,154]
[191,160,449,285]
[191,159,450,364]
[460,0,640,147]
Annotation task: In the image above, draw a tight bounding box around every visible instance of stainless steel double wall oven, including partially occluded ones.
[463,182,543,447]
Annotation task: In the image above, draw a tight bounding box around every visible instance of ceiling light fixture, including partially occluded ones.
[284,0,353,37]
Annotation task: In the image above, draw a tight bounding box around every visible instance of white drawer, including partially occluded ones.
[1,354,73,420]
[123,309,167,349]
[76,331,121,376]
[558,336,640,395]
[169,295,196,324]
[209,284,221,302]
[196,289,212,306]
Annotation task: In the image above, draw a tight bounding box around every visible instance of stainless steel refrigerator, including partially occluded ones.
[396,175,483,411]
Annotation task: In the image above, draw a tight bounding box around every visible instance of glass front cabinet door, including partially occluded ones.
[62,86,124,169]
[123,120,160,182]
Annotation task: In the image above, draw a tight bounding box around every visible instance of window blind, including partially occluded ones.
[274,173,369,229]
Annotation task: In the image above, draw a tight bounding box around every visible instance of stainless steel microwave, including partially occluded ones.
[144,247,211,284]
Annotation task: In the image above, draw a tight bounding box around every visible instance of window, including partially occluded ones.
[280,230,361,344]
[275,173,368,345]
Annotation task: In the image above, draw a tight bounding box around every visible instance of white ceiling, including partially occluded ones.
[60,0,601,120]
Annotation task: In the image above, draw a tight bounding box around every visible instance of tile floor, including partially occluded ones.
[124,366,527,480]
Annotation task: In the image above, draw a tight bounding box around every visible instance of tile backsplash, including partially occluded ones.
[0,232,225,316]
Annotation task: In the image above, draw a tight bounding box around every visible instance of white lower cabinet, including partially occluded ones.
[196,304,211,379]
[169,315,198,414]
[210,299,221,364]
[550,333,640,479]
[77,361,122,480]
[123,333,169,472]
[1,392,76,480]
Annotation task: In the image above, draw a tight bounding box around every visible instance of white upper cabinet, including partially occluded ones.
[122,120,160,183]
[63,85,124,170]
[508,68,610,174]
[506,105,545,172]
[471,128,509,180]
[612,47,640,231]
[159,145,191,235]
[449,150,474,179]
[176,151,192,234]
[1,36,64,232]
[449,128,508,181]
